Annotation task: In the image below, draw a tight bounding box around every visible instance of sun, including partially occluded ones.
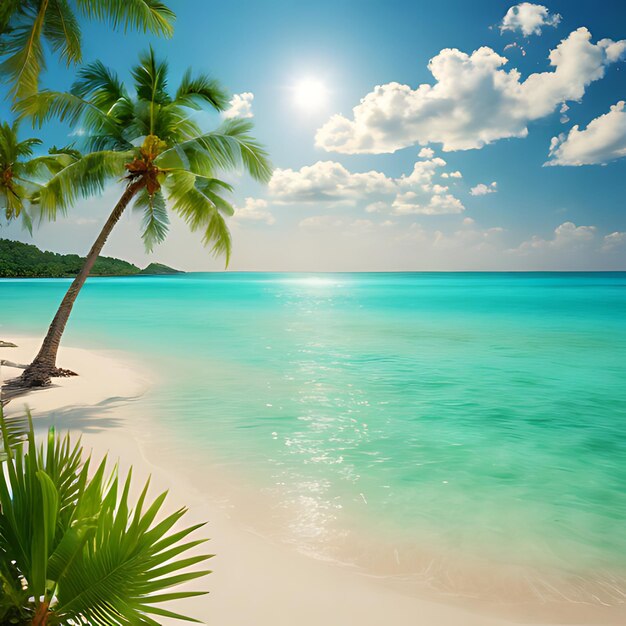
[293,78,328,111]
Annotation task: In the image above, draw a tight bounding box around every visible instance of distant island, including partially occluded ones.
[0,239,183,278]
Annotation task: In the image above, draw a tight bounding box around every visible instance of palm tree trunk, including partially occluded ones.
[19,180,145,387]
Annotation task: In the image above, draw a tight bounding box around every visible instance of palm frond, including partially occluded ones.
[16,89,100,128]
[15,135,42,157]
[131,99,201,145]
[72,59,129,110]
[0,406,28,463]
[0,0,47,100]
[19,154,69,180]
[131,46,171,106]
[159,118,273,183]
[174,69,229,112]
[76,0,175,37]
[56,476,210,624]
[133,187,169,252]
[34,150,132,219]
[43,0,82,67]
[166,170,233,265]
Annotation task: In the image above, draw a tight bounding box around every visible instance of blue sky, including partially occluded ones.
[3,0,626,270]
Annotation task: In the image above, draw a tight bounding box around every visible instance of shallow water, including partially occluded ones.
[2,272,626,600]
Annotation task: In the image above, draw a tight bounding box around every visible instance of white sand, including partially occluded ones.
[1,337,622,626]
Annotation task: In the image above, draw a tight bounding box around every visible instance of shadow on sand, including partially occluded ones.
[13,395,143,435]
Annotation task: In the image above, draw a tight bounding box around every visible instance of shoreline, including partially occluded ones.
[2,336,625,625]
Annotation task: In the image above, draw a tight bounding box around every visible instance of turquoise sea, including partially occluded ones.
[2,272,626,600]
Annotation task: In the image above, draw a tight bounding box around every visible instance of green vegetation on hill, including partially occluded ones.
[0,239,182,278]
[139,262,184,275]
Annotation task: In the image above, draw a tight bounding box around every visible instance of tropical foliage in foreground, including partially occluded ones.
[11,47,271,386]
[0,406,211,625]
[0,0,175,101]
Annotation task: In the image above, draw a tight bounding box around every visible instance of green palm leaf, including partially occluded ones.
[174,69,230,112]
[160,118,273,184]
[17,89,108,128]
[132,46,171,107]
[134,187,170,252]
[166,170,233,264]
[76,0,175,37]
[43,0,82,67]
[0,406,210,623]
[33,149,133,219]
[0,0,47,100]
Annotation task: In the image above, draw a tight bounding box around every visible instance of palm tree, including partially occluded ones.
[11,48,272,388]
[0,0,175,101]
[0,120,72,231]
[0,406,211,624]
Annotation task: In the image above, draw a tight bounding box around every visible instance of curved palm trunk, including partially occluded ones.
[19,180,145,388]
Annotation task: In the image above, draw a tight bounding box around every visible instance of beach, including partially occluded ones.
[1,335,625,626]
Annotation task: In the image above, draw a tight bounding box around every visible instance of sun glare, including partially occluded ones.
[293,78,328,111]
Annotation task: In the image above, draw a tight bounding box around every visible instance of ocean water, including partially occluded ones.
[2,272,626,600]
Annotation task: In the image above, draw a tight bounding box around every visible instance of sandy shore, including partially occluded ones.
[0,336,622,626]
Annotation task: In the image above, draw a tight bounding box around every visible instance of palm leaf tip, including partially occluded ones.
[175,70,230,112]
[0,405,29,461]
[75,0,176,37]
[203,119,273,184]
[43,0,83,67]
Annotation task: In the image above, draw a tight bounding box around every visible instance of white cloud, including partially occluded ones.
[504,42,527,56]
[441,171,462,179]
[418,147,435,158]
[514,221,596,253]
[546,101,626,166]
[500,3,561,36]
[232,197,275,225]
[223,92,254,119]
[600,39,626,63]
[392,191,464,216]
[470,181,498,196]
[268,157,466,216]
[269,160,395,203]
[603,231,626,251]
[315,28,625,154]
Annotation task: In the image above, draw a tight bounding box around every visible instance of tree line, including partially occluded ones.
[0,238,181,277]
[0,237,140,277]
